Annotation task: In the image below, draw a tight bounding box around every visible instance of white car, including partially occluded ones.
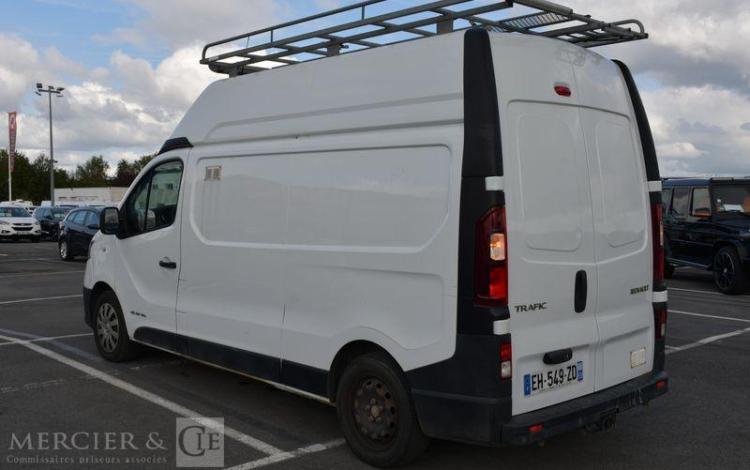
[83,2,669,467]
[0,206,42,242]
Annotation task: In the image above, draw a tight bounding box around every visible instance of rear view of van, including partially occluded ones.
[83,1,668,467]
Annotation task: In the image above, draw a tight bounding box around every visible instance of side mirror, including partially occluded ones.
[100,207,120,235]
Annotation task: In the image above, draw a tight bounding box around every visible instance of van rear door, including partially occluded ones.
[575,59,655,391]
[503,98,600,415]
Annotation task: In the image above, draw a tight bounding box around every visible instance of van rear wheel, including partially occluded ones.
[336,352,429,468]
[93,290,141,362]
[713,247,749,295]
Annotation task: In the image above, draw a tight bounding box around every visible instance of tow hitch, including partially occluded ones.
[585,410,618,433]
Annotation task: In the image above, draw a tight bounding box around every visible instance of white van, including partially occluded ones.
[84,2,668,466]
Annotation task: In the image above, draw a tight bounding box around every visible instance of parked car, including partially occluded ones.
[83,10,668,468]
[662,177,750,294]
[0,206,41,242]
[58,207,102,260]
[33,206,71,240]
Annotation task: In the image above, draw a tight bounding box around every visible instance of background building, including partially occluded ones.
[53,187,128,205]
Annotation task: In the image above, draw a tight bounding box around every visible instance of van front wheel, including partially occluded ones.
[336,352,429,468]
[93,290,141,362]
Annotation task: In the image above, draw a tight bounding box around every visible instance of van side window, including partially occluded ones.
[147,161,183,231]
[671,187,691,217]
[125,176,151,234]
[123,160,184,236]
[690,187,711,218]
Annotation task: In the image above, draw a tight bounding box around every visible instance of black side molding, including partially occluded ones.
[612,60,660,181]
[132,327,328,397]
[462,28,502,178]
[157,137,193,156]
[457,28,509,335]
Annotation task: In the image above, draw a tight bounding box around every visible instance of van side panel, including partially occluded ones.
[174,33,466,386]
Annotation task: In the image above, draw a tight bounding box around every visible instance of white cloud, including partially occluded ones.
[99,0,283,49]
[0,34,220,173]
[642,85,750,175]
[3,0,750,180]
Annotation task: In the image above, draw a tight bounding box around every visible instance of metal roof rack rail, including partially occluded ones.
[201,0,648,77]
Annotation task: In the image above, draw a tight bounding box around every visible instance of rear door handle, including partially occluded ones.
[543,348,573,365]
[159,258,177,270]
[574,270,587,313]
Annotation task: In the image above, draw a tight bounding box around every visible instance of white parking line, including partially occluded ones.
[226,439,346,470]
[0,294,82,305]
[0,332,283,456]
[666,326,750,355]
[670,309,750,324]
[669,287,722,296]
[0,270,84,279]
[0,332,92,347]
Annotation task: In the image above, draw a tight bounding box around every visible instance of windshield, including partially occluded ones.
[51,208,70,219]
[713,184,750,214]
[0,207,31,218]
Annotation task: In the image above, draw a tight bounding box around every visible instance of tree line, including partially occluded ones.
[0,150,153,204]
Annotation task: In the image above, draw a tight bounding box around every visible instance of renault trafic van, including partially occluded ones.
[83,1,668,466]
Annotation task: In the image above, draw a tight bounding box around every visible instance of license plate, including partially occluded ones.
[524,361,583,396]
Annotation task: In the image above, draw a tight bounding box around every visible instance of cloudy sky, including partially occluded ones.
[1,0,749,176]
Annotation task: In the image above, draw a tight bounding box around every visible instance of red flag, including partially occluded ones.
[8,112,16,173]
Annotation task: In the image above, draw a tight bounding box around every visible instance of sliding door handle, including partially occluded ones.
[159,258,177,270]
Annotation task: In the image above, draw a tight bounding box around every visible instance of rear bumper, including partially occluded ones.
[411,370,668,446]
[501,371,668,445]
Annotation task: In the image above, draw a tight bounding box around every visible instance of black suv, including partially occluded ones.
[33,207,71,239]
[662,177,750,294]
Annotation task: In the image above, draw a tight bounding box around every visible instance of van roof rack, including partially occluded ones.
[201,0,648,77]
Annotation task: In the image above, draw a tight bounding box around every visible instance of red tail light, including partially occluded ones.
[651,202,665,287]
[475,207,508,306]
[654,305,667,340]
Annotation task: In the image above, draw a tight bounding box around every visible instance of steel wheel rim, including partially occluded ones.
[60,242,67,258]
[715,252,735,290]
[96,303,120,353]
[352,376,398,445]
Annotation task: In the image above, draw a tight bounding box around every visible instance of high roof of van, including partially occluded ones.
[170,30,622,148]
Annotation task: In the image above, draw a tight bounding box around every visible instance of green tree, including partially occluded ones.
[112,154,154,187]
[75,155,110,187]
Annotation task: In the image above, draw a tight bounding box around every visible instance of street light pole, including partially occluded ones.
[35,83,64,206]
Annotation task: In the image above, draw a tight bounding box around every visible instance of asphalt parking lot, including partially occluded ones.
[0,241,748,469]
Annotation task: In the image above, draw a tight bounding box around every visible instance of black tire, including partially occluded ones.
[713,247,749,295]
[664,263,675,279]
[93,290,141,362]
[58,239,73,261]
[336,352,430,468]
[32,237,40,243]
